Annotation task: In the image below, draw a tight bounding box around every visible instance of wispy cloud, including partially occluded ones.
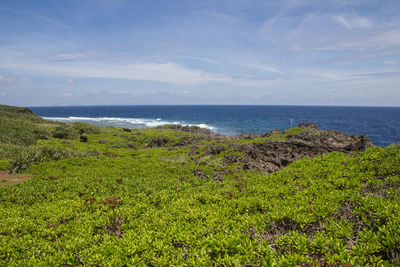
[258,65,285,74]
[54,51,96,62]
[0,48,288,87]
[315,28,400,51]
[61,92,73,98]
[1,58,229,85]
[295,68,400,82]
[332,14,373,29]
[179,56,220,65]
[0,6,71,30]
[295,69,348,81]
[259,0,299,35]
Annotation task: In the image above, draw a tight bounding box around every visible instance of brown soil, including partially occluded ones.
[0,170,32,186]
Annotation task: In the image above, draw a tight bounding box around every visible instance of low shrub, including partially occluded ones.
[8,145,94,173]
[52,125,73,139]
[52,123,100,139]
[71,122,100,135]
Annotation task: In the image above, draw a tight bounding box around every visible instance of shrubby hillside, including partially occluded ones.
[0,105,399,266]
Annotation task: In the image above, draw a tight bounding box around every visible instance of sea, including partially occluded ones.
[28,105,400,147]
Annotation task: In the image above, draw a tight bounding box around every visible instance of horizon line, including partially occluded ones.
[25,104,400,108]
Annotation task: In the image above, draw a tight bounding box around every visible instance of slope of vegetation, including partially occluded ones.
[0,105,399,266]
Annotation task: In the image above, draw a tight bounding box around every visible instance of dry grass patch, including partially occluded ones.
[0,170,32,186]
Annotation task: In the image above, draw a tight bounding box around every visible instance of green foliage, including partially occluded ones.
[0,116,50,146]
[267,127,316,141]
[0,159,9,171]
[0,105,53,146]
[0,143,24,159]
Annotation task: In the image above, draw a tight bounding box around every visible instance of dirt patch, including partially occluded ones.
[361,182,391,198]
[0,170,32,186]
[335,200,367,250]
[247,217,326,245]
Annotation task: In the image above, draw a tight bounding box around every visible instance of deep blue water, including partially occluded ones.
[29,105,400,147]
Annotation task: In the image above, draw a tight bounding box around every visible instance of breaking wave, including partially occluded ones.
[42,116,216,131]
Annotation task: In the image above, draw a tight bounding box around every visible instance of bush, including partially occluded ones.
[52,123,100,139]
[9,146,93,173]
[52,125,74,139]
[71,122,100,135]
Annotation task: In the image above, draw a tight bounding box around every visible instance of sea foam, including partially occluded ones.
[42,116,216,131]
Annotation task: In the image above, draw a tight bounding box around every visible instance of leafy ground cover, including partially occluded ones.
[0,105,399,266]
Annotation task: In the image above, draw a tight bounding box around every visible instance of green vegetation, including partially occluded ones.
[0,105,51,146]
[0,105,399,266]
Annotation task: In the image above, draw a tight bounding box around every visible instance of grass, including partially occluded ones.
[0,105,399,266]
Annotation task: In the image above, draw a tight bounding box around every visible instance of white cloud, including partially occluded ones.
[180,56,219,65]
[0,92,7,97]
[61,92,73,97]
[1,6,71,30]
[315,28,400,51]
[259,0,299,35]
[0,53,282,87]
[258,65,285,74]
[294,68,400,84]
[333,14,373,29]
[295,69,347,81]
[372,29,400,47]
[1,60,224,85]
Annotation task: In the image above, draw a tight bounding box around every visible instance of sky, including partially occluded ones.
[0,0,400,106]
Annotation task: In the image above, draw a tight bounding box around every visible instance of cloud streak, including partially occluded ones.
[332,14,373,29]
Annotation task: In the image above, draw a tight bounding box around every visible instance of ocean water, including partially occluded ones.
[29,105,400,147]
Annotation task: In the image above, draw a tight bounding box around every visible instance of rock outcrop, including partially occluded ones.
[223,123,372,173]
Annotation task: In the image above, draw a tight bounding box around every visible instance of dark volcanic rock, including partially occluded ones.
[193,168,210,179]
[204,144,226,155]
[224,124,373,173]
[297,122,318,129]
[175,136,197,146]
[127,142,137,149]
[149,137,170,147]
[263,129,283,137]
[213,172,225,182]
[159,124,214,135]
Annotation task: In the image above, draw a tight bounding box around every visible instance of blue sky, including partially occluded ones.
[0,0,399,106]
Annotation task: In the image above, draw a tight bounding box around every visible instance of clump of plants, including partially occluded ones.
[102,196,123,237]
[8,145,94,173]
[52,122,100,140]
